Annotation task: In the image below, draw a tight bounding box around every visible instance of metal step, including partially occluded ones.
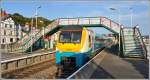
[125,46,142,50]
[124,41,135,43]
[123,36,134,38]
[123,32,134,35]
[124,53,144,58]
[125,50,143,54]
[123,34,134,36]
[124,40,140,43]
[124,38,136,41]
[124,37,134,40]
[125,44,141,47]
[125,49,143,52]
[123,28,134,31]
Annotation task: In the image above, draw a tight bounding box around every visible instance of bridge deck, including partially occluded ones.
[69,45,149,79]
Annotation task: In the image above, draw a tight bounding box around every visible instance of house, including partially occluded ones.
[0,9,22,48]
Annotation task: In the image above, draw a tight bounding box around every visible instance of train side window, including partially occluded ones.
[89,36,91,47]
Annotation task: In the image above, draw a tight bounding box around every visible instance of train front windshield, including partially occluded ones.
[59,31,82,43]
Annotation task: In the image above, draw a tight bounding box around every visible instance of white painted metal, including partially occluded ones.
[10,17,121,52]
[58,17,120,33]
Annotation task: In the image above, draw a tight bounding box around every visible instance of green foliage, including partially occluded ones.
[9,13,53,29]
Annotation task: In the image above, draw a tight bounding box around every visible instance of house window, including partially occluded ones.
[10,31,13,35]
[10,38,13,42]
[89,36,92,47]
[2,38,5,43]
[10,25,12,28]
[4,30,6,35]
[16,38,19,41]
[5,24,7,28]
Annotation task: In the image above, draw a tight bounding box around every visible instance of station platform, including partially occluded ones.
[68,45,149,79]
[1,49,54,61]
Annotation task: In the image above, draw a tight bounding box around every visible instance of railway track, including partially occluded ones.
[57,47,105,79]
[2,58,57,79]
[2,48,104,79]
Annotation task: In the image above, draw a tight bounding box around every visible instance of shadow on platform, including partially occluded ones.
[87,44,149,79]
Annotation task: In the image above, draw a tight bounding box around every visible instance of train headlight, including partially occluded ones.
[59,51,63,53]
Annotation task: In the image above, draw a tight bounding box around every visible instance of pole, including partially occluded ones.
[30,17,33,53]
[35,6,41,30]
[36,8,38,30]
[118,9,121,56]
[110,7,121,56]
[0,0,2,62]
[130,7,133,27]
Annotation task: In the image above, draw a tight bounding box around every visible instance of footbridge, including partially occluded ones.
[7,16,147,59]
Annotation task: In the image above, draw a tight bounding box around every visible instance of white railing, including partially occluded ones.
[19,20,59,52]
[58,17,120,33]
[134,27,147,59]
[9,17,121,52]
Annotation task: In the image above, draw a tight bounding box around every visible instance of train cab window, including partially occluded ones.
[59,32,71,43]
[71,32,82,43]
[59,31,82,43]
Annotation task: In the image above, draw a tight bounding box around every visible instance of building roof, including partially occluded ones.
[0,15,10,21]
[0,8,10,21]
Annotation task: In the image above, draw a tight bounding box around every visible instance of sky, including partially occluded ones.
[1,0,150,35]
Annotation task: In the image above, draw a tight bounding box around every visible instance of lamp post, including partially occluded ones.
[30,17,34,53]
[35,6,41,30]
[110,7,121,56]
[129,7,133,27]
[30,6,41,53]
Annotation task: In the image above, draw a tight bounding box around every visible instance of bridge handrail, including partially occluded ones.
[58,17,121,33]
[21,20,59,50]
[58,16,121,27]
[120,28,125,56]
[134,26,147,59]
[58,16,118,24]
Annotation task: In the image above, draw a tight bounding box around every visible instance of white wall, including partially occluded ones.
[0,17,22,44]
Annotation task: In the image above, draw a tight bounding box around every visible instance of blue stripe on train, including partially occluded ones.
[56,49,92,68]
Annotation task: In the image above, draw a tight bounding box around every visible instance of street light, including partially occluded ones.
[30,17,34,53]
[109,7,121,56]
[30,6,41,53]
[35,6,41,30]
[129,7,133,27]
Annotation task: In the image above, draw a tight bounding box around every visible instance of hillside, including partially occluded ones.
[9,13,53,29]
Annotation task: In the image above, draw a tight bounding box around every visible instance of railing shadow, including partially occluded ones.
[90,61,114,79]
[105,44,149,79]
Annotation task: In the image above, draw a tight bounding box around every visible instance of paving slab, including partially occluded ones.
[69,45,149,79]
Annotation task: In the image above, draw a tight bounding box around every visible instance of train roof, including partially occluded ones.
[60,25,83,31]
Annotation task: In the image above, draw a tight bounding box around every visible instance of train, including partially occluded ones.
[55,25,105,70]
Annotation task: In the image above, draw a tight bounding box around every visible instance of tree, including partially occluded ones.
[9,13,53,29]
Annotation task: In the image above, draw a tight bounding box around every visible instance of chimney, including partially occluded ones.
[0,8,3,17]
[4,10,7,16]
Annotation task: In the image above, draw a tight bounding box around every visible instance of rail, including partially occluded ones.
[134,27,147,59]
[120,28,125,56]
[7,17,121,53]
[1,51,56,73]
[58,17,120,33]
[67,48,105,79]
